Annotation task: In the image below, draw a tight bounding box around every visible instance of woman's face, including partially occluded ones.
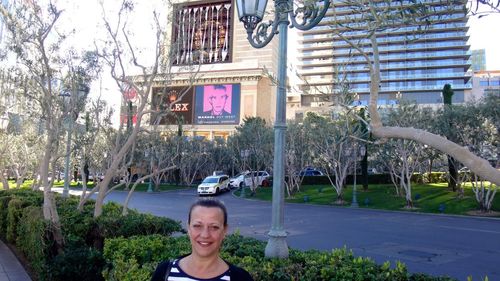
[188,206,227,259]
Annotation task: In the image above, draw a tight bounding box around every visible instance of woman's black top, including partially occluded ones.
[150,255,253,281]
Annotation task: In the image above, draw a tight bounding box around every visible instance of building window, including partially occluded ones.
[172,1,232,65]
[479,80,489,86]
[490,80,500,86]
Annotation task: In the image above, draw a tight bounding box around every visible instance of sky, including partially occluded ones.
[467,11,500,70]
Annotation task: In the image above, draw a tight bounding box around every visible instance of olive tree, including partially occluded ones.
[0,1,98,251]
[228,117,274,193]
[304,111,362,204]
[284,119,313,197]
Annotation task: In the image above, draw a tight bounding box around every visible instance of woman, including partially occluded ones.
[151,198,253,281]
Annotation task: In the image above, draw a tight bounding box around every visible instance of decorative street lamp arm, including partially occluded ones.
[289,0,330,31]
[243,1,284,49]
[245,0,330,48]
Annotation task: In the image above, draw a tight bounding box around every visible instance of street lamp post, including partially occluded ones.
[235,0,329,258]
[240,149,250,198]
[351,144,366,208]
[145,148,154,193]
[59,91,72,198]
[59,84,89,198]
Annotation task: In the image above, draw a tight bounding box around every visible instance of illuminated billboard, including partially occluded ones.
[194,84,240,125]
[151,87,195,125]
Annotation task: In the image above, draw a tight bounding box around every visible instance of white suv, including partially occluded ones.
[229,172,248,189]
[197,175,230,196]
[229,171,270,188]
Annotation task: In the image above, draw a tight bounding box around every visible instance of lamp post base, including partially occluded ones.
[62,187,69,198]
[147,182,153,193]
[350,201,359,208]
[265,230,289,258]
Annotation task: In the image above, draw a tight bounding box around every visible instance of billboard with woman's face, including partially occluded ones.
[194,83,240,124]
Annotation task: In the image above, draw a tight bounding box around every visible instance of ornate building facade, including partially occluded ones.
[123,0,281,139]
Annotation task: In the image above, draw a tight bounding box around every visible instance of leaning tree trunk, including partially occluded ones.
[366,34,500,186]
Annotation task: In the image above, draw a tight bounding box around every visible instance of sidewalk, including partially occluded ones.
[0,239,31,281]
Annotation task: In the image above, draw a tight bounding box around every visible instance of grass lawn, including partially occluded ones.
[236,183,500,217]
[1,179,192,192]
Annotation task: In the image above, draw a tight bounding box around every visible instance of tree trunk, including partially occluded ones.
[447,156,458,191]
[361,149,368,191]
[16,177,24,189]
[0,172,9,190]
[405,198,414,209]
[77,159,89,212]
[40,132,65,253]
[428,159,433,183]
[42,190,64,254]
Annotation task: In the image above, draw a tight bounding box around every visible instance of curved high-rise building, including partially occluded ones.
[294,0,471,115]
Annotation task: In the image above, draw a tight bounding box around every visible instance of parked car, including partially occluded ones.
[250,171,270,187]
[88,173,105,181]
[297,167,324,176]
[197,175,230,196]
[229,171,249,189]
[229,171,270,188]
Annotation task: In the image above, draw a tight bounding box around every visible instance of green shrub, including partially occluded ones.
[0,194,13,238]
[16,206,49,279]
[97,210,183,239]
[102,234,191,281]
[57,197,96,246]
[299,175,332,185]
[367,174,394,184]
[102,234,458,281]
[1,189,41,241]
[6,198,23,243]
[297,174,394,185]
[6,190,44,243]
[47,239,106,281]
[413,172,447,184]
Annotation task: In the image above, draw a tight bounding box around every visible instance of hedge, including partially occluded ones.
[0,189,183,281]
[0,195,12,237]
[290,172,449,186]
[16,206,49,279]
[103,234,458,281]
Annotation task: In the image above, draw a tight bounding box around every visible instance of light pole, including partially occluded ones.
[145,148,154,193]
[59,91,72,198]
[59,84,89,198]
[235,0,329,258]
[240,149,250,198]
[351,144,366,208]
